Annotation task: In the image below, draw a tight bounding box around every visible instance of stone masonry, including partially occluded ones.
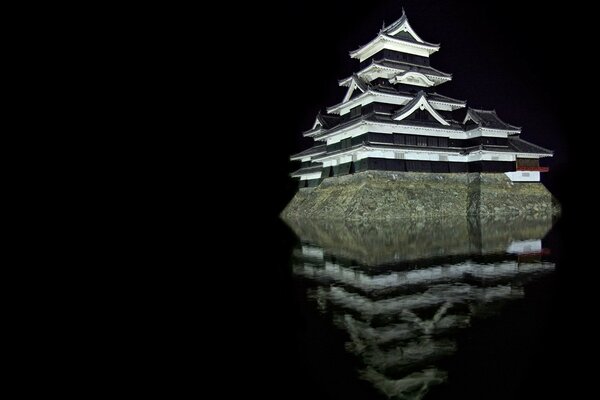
[281,171,559,220]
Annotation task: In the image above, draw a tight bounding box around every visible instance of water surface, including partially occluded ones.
[284,215,557,399]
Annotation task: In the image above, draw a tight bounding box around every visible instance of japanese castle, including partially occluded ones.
[290,10,552,188]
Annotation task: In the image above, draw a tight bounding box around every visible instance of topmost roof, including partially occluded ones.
[350,9,440,60]
[380,8,439,47]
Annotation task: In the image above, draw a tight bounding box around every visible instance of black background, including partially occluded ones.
[212,1,597,398]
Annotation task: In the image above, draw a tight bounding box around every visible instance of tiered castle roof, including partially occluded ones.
[290,9,552,186]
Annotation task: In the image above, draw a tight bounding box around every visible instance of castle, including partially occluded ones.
[282,10,557,220]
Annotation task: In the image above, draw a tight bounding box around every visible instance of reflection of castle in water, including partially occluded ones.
[285,215,555,400]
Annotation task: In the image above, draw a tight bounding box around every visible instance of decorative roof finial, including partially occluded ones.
[382,20,386,30]
[402,7,406,17]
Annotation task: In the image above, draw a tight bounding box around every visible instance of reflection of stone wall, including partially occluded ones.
[281,171,559,220]
[286,216,470,265]
[284,214,553,266]
[474,214,554,254]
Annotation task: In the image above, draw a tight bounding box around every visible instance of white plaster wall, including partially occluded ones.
[339,155,353,164]
[299,172,322,180]
[324,122,515,144]
[504,171,540,182]
[321,148,524,164]
[467,153,514,162]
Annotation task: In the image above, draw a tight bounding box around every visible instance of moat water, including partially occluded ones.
[273,214,569,399]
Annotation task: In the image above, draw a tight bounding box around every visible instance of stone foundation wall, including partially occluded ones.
[474,173,555,215]
[281,171,559,220]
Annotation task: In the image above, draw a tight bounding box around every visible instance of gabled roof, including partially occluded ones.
[381,8,439,47]
[350,15,441,61]
[304,111,341,137]
[312,111,341,129]
[464,108,521,132]
[351,73,369,92]
[342,74,371,101]
[392,91,450,126]
[318,113,340,129]
[290,145,327,161]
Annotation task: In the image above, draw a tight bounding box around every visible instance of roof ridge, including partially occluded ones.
[391,90,431,120]
[381,9,407,35]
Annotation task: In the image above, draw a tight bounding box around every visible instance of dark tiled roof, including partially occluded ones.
[305,111,341,136]
[374,59,451,78]
[447,140,552,155]
[369,84,397,95]
[317,112,341,129]
[313,115,369,139]
[389,91,460,127]
[427,92,466,104]
[302,125,322,137]
[508,137,553,155]
[381,11,439,47]
[354,84,463,106]
[316,103,471,140]
[291,165,323,176]
[312,142,365,159]
[352,14,439,56]
[381,12,408,35]
[342,78,464,106]
[291,144,327,159]
[466,108,520,131]
[459,144,513,153]
[391,90,425,120]
[397,119,464,130]
[383,32,429,45]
